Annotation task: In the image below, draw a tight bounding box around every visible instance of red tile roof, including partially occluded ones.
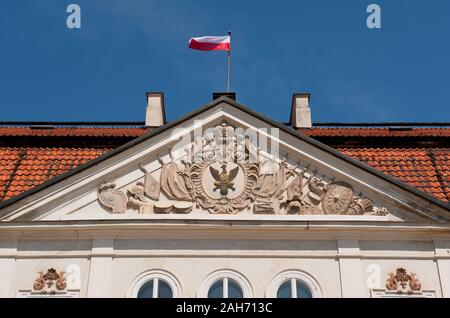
[0,147,112,201]
[302,128,450,203]
[338,147,450,202]
[302,128,450,137]
[0,126,449,203]
[0,127,148,137]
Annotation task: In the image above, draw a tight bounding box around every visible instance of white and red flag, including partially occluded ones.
[188,35,231,51]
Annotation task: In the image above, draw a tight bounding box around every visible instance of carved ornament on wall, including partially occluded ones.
[386,268,422,292]
[97,182,127,213]
[33,268,67,295]
[184,123,259,214]
[97,122,389,216]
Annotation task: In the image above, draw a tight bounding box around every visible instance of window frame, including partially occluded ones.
[266,270,322,298]
[127,269,182,298]
[207,277,244,298]
[197,269,253,298]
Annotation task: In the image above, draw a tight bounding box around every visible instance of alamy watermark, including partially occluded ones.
[367,4,382,29]
[65,4,379,31]
[66,4,81,29]
[169,120,280,171]
[366,263,382,289]
[65,263,81,290]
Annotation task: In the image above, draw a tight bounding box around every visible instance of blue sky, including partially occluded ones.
[0,0,449,123]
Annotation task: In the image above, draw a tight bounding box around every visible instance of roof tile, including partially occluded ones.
[0,126,449,203]
[338,147,450,202]
[0,127,149,137]
[303,128,450,137]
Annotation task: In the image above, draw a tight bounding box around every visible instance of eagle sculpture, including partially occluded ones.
[209,164,240,196]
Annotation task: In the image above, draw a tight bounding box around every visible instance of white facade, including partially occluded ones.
[1,98,449,298]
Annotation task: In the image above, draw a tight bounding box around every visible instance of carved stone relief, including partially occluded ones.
[33,268,67,295]
[97,122,389,216]
[158,156,192,202]
[97,182,127,213]
[386,268,422,292]
[280,166,388,216]
[140,164,160,200]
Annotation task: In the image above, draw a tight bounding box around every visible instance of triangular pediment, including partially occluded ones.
[1,97,449,223]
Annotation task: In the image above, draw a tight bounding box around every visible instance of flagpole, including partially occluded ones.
[227,31,231,92]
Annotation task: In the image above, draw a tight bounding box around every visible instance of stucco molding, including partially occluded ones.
[1,220,449,238]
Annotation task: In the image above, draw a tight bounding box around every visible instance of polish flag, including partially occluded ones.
[188,35,231,51]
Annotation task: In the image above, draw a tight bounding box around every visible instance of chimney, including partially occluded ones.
[145,92,166,127]
[290,93,312,128]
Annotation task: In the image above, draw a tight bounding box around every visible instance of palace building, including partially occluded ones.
[0,92,449,298]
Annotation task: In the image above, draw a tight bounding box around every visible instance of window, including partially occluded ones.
[276,279,312,298]
[198,269,253,298]
[207,278,243,298]
[137,278,173,298]
[266,270,321,298]
[128,270,181,298]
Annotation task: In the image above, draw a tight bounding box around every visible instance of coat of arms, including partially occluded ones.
[210,164,240,196]
[98,121,389,216]
[184,123,260,214]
